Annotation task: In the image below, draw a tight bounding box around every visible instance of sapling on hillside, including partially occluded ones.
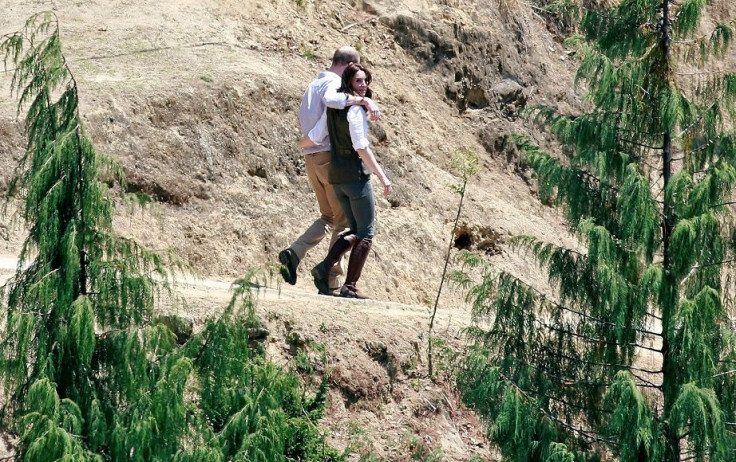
[428,147,479,378]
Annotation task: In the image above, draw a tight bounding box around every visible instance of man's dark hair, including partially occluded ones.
[332,46,360,66]
[339,63,373,98]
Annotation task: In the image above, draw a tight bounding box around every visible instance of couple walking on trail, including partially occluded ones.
[278,46,392,299]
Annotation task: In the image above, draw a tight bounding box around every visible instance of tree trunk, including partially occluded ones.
[658,2,680,460]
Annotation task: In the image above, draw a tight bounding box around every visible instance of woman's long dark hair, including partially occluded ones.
[339,63,373,98]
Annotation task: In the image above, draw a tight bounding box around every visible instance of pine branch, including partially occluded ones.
[490,336,663,389]
[676,70,731,76]
[685,139,715,156]
[499,370,619,446]
[712,369,736,378]
[515,358,663,390]
[672,15,736,49]
[677,102,717,139]
[535,317,662,354]
[619,138,664,150]
[651,172,666,201]
[541,347,663,375]
[506,272,663,337]
[541,389,615,415]
[691,258,736,269]
[549,414,618,446]
[574,165,622,195]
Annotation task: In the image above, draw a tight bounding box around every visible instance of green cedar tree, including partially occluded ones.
[0,13,338,461]
[456,1,736,461]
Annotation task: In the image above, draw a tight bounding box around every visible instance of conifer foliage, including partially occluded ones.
[1,13,337,461]
[457,1,736,460]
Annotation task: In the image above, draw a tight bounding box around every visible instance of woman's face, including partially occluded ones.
[350,70,369,96]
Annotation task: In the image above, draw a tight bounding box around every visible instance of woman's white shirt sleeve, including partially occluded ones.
[347,105,369,150]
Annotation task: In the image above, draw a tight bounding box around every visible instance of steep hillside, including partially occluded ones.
[2,0,583,306]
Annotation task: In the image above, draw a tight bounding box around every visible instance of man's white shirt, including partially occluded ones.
[299,70,348,154]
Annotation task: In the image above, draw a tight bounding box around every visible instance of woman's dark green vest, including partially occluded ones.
[327,106,371,184]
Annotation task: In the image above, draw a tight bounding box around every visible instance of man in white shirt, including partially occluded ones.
[279,46,381,294]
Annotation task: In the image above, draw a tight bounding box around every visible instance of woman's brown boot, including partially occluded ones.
[340,239,372,299]
[311,233,356,295]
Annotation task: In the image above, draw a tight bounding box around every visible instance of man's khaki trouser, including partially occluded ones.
[290,151,349,287]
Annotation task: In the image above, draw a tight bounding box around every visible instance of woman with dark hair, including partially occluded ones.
[301,63,392,299]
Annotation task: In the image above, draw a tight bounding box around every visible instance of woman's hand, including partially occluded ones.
[356,149,391,196]
[379,175,392,197]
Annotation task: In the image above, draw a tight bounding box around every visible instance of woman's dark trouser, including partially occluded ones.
[333,180,375,241]
[333,180,375,297]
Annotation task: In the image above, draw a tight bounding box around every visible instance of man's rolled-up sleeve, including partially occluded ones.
[323,80,348,109]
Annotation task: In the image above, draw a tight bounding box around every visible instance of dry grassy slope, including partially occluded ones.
[1,0,582,306]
